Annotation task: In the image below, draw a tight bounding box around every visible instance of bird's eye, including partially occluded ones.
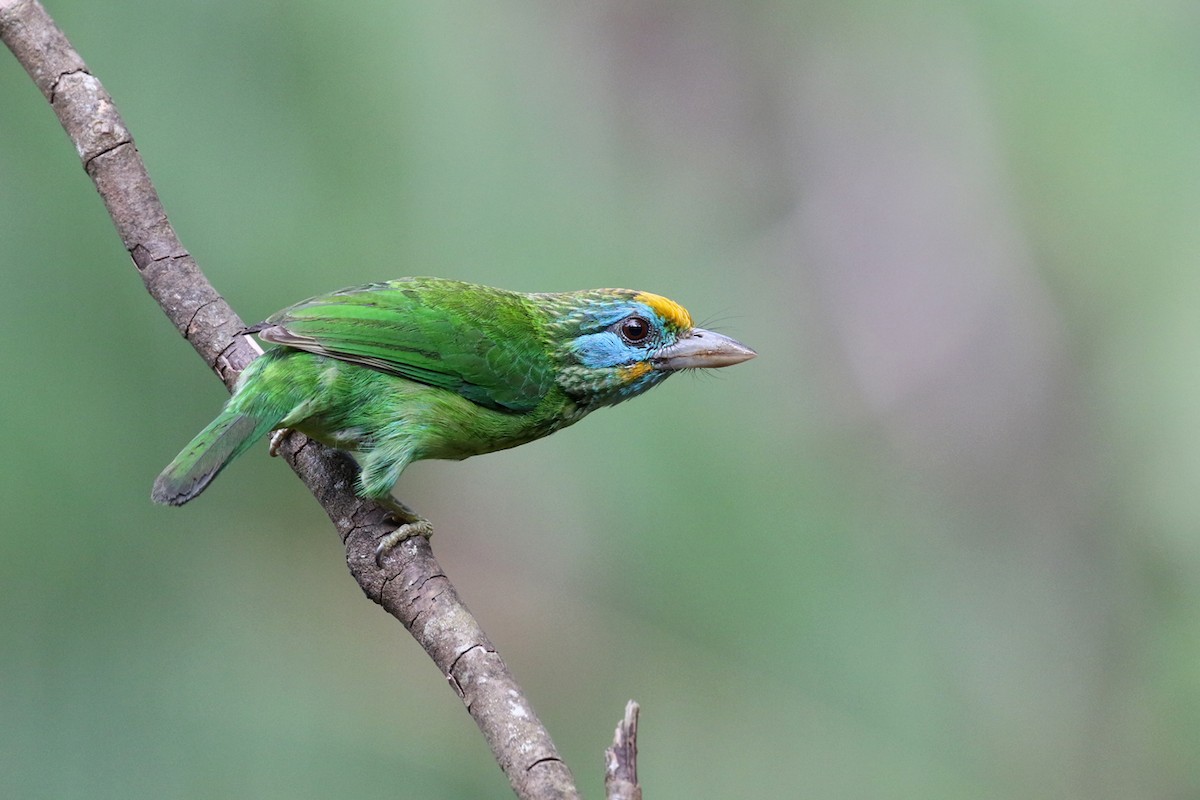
[619,316,651,344]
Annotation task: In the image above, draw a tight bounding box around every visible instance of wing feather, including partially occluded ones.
[255,278,554,413]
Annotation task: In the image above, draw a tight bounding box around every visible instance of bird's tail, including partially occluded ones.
[151,407,283,506]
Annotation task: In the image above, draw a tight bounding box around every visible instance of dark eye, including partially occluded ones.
[619,316,651,344]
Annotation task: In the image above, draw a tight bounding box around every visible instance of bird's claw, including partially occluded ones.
[374,518,434,568]
[268,429,292,457]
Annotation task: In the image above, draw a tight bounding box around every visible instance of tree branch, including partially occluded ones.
[604,701,643,800]
[0,2,625,797]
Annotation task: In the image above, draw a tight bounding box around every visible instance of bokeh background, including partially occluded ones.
[3,1,1198,797]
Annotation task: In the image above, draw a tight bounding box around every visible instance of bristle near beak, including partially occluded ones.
[650,328,757,371]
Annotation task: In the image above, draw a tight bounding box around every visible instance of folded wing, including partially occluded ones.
[251,278,555,413]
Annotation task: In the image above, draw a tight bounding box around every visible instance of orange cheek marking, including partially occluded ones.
[634,291,693,332]
[619,361,653,381]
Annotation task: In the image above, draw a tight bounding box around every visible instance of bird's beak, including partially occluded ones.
[651,327,757,371]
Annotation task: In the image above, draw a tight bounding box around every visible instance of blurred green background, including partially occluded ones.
[3,1,1198,797]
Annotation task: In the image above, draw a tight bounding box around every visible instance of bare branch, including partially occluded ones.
[0,1,586,797]
[605,701,643,800]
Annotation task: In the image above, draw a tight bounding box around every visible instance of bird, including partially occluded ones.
[152,276,756,561]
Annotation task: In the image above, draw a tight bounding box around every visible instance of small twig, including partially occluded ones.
[605,701,643,800]
[0,2,591,797]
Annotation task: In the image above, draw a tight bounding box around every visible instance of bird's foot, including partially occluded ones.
[374,497,433,567]
[268,429,292,457]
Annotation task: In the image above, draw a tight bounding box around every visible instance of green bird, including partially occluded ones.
[152,277,756,559]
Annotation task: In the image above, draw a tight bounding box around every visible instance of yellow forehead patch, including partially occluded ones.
[634,291,693,331]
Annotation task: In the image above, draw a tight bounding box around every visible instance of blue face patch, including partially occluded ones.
[568,302,676,368]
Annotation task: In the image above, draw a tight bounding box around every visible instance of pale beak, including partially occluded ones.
[651,327,757,371]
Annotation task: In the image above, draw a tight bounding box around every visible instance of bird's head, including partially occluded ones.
[546,288,756,409]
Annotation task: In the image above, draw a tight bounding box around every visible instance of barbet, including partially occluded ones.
[152,277,756,559]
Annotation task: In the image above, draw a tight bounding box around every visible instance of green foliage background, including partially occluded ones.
[3,2,1198,797]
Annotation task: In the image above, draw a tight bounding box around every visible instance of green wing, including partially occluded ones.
[252,278,555,413]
